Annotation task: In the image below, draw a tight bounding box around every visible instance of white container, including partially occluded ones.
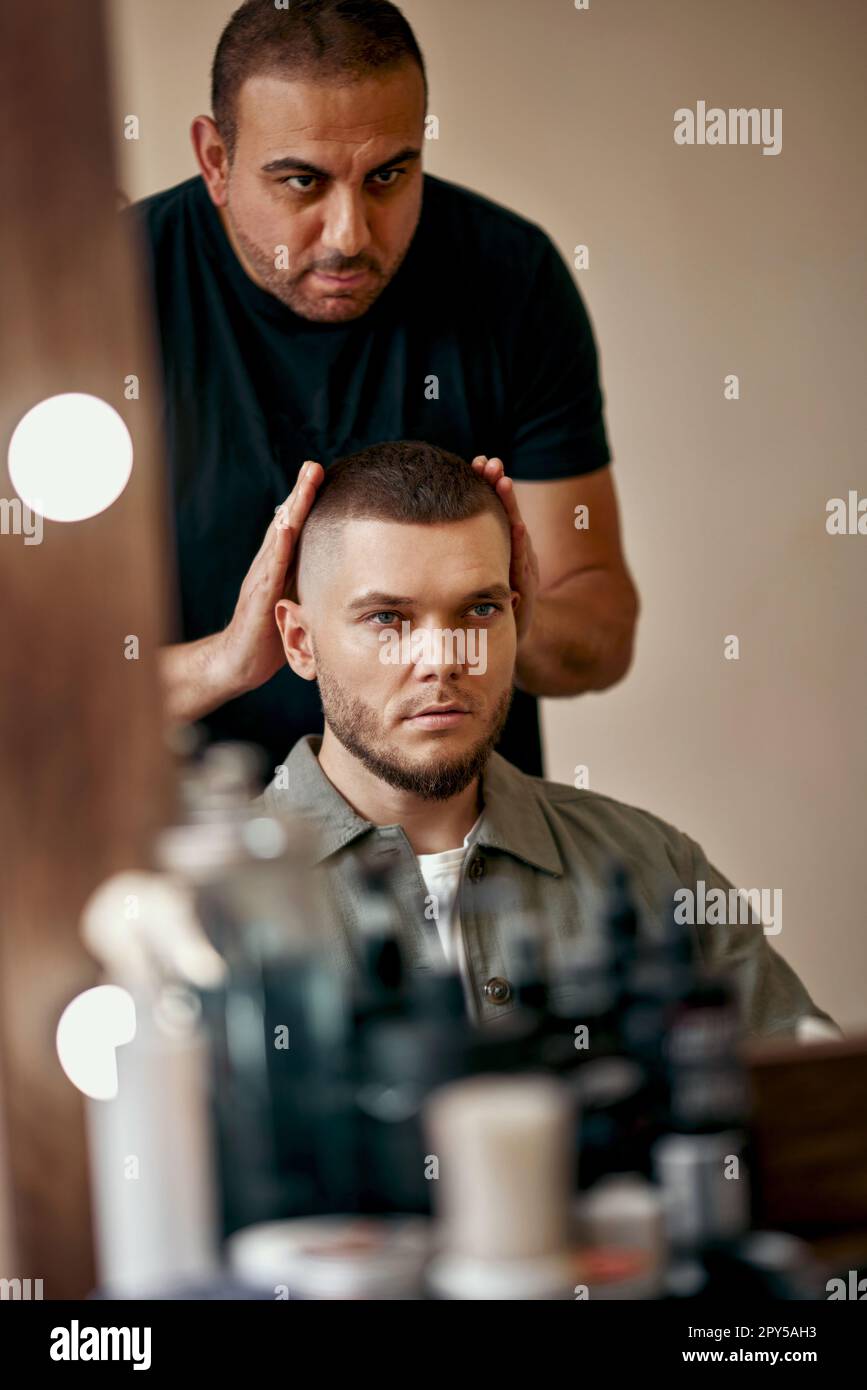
[86,988,219,1296]
[228,1216,432,1299]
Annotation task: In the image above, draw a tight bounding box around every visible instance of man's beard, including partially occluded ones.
[316,657,514,800]
[229,215,410,321]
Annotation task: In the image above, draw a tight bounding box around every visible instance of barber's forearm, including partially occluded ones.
[515,568,639,697]
[159,633,241,725]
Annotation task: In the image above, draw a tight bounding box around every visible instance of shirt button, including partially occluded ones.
[468,855,485,882]
[484,977,512,1005]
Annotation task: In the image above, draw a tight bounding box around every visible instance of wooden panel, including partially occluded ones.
[0,0,174,1296]
[745,1032,867,1234]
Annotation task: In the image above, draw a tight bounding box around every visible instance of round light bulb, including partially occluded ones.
[56,985,137,1101]
[8,392,133,522]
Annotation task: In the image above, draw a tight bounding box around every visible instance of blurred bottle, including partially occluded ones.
[155,742,336,1236]
[575,1173,668,1298]
[650,967,769,1299]
[81,873,223,1297]
[349,855,476,1214]
[568,866,659,1189]
[662,974,750,1136]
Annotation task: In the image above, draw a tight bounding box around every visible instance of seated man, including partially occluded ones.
[262,439,838,1038]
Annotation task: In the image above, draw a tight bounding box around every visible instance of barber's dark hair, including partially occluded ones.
[212,0,427,162]
[299,440,511,560]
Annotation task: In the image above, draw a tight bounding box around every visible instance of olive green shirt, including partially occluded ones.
[260,735,837,1038]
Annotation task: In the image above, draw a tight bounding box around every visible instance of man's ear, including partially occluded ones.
[190,114,229,205]
[275,599,317,681]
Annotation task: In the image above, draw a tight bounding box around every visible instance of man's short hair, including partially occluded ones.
[296,440,512,596]
[212,0,428,162]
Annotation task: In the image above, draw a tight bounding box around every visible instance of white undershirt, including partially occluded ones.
[415,814,483,999]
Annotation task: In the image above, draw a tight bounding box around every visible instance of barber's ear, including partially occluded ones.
[275,600,317,681]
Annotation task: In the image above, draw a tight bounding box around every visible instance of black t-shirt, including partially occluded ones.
[126,172,611,778]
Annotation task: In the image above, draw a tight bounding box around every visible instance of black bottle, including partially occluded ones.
[570,865,658,1188]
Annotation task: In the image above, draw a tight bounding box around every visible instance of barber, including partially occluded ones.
[129,0,639,777]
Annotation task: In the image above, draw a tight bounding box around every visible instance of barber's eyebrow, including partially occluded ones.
[261,146,422,177]
[347,584,513,612]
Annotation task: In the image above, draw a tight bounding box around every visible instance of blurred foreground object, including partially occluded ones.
[80,743,328,1292]
[424,1074,578,1299]
[0,0,173,1294]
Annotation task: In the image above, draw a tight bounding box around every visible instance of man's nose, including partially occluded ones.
[412,625,467,679]
[320,187,372,260]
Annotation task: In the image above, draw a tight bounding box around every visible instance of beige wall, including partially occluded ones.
[106,0,867,1030]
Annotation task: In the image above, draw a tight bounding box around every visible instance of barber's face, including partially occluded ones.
[278,514,518,797]
[215,63,425,322]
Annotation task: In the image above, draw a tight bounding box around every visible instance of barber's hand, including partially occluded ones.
[471,455,539,642]
[219,460,324,696]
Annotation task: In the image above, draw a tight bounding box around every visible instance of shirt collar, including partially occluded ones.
[268,735,372,863]
[475,747,564,876]
[267,734,564,877]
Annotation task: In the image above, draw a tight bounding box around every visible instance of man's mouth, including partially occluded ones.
[311,269,372,289]
[403,703,471,730]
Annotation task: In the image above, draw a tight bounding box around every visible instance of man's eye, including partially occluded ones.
[368,168,404,188]
[279,175,318,191]
[277,169,404,192]
[367,611,400,625]
[469,603,501,618]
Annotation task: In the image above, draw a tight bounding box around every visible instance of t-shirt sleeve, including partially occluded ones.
[679,832,840,1039]
[505,233,612,481]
